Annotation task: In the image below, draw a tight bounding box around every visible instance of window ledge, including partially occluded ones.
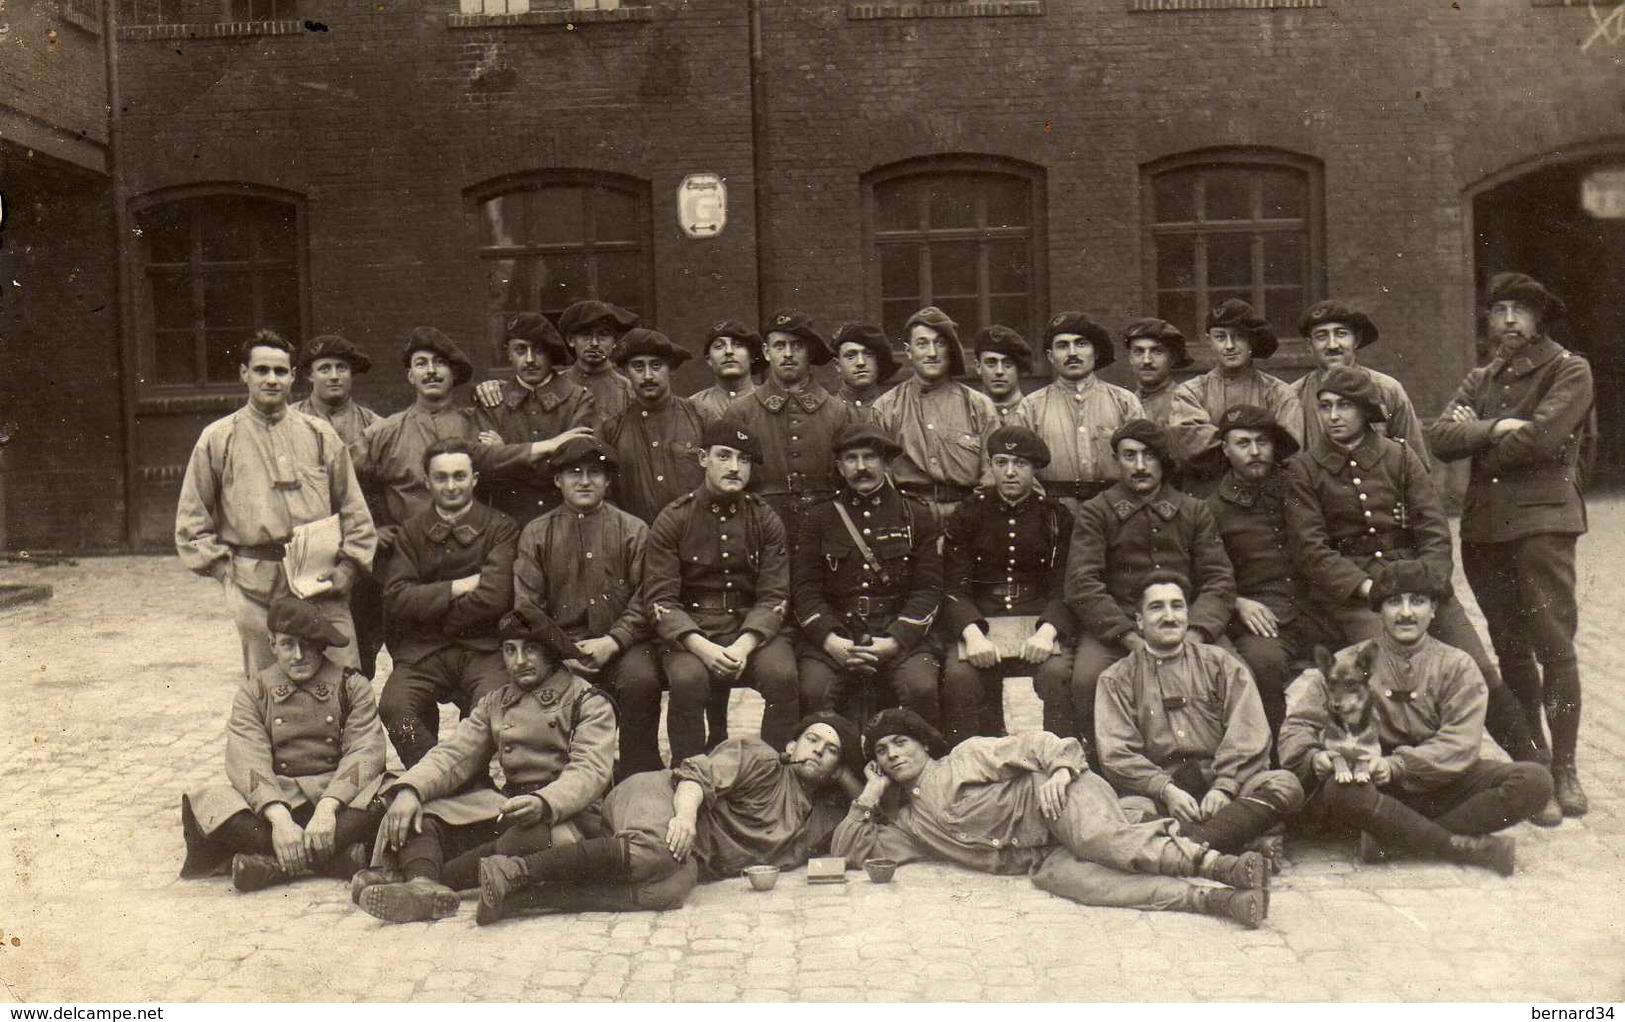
[447,7,653,28]
[847,1,1042,18]
[62,6,102,35]
[116,21,304,40]
[1129,0,1323,10]
[135,392,247,416]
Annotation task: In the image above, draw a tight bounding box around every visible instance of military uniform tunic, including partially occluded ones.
[565,363,636,423]
[688,381,755,421]
[722,380,855,537]
[1294,365,1430,467]
[601,394,711,524]
[467,376,598,525]
[1168,366,1303,471]
[361,403,535,529]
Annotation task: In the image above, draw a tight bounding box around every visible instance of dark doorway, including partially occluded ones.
[1473,153,1625,485]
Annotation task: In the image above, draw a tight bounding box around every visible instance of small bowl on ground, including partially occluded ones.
[743,865,780,891]
[863,858,898,883]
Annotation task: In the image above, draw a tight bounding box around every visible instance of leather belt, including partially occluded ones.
[686,591,751,613]
[1042,480,1109,500]
[898,482,973,504]
[842,594,901,618]
[1335,532,1415,558]
[979,581,1041,604]
[233,540,290,561]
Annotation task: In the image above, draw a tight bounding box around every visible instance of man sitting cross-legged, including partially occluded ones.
[354,607,617,922]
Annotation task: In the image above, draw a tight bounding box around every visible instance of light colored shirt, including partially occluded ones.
[565,363,636,423]
[1294,365,1430,467]
[872,377,1000,489]
[1168,366,1303,465]
[289,397,380,457]
[1013,376,1144,485]
[1136,379,1178,427]
[689,380,756,421]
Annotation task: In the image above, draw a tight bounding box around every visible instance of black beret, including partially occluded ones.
[1121,318,1193,369]
[702,419,762,460]
[1315,365,1387,424]
[1299,300,1379,349]
[504,312,572,365]
[764,310,833,365]
[706,319,766,372]
[497,607,582,662]
[266,596,349,649]
[831,322,900,382]
[985,425,1051,469]
[558,300,638,338]
[401,326,475,387]
[790,711,865,778]
[1215,404,1300,460]
[1043,312,1115,369]
[831,421,904,459]
[549,435,619,474]
[1110,418,1176,468]
[1486,272,1566,324]
[1367,559,1453,612]
[863,707,948,762]
[902,306,967,377]
[1206,299,1278,360]
[972,324,1032,365]
[613,327,693,368]
[298,333,371,374]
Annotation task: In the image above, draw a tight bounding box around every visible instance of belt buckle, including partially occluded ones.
[853,595,872,617]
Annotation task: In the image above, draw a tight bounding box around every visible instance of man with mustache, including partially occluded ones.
[833,709,1273,928]
[1292,300,1429,461]
[355,607,617,923]
[792,422,951,730]
[688,320,764,420]
[1012,312,1144,517]
[939,425,1077,744]
[872,306,999,527]
[1283,366,1546,779]
[290,333,385,679]
[1121,318,1193,428]
[379,439,521,768]
[644,421,801,765]
[600,327,711,525]
[467,313,598,524]
[831,322,899,422]
[179,596,386,892]
[1429,273,1594,822]
[1062,419,1236,756]
[472,712,862,923]
[559,299,640,422]
[721,310,856,544]
[177,330,377,677]
[1206,406,1335,739]
[513,435,663,776]
[1096,572,1304,862]
[971,325,1031,423]
[1167,299,1303,489]
[1278,560,1553,873]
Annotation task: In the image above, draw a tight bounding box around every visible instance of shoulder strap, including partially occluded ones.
[1393,437,1410,531]
[831,500,892,586]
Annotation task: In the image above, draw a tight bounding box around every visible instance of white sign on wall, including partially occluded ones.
[1580,167,1625,219]
[679,174,727,238]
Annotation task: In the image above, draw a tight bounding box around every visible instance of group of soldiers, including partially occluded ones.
[172,274,1592,932]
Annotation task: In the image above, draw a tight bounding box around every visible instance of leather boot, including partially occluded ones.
[358,877,460,923]
[1196,849,1268,889]
[1484,684,1543,764]
[231,853,290,893]
[476,856,543,926]
[1196,887,1269,929]
[350,866,403,905]
[1179,797,1279,856]
[1444,834,1515,877]
[1553,764,1589,818]
[324,843,368,881]
[1358,831,1389,864]
[179,795,231,880]
[1530,797,1564,828]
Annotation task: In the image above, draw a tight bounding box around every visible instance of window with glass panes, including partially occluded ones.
[1147,157,1320,344]
[472,176,651,361]
[872,168,1042,353]
[134,194,302,389]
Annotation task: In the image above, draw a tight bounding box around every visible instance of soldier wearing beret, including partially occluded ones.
[513,435,663,775]
[466,312,599,525]
[290,333,385,679]
[601,327,713,525]
[473,712,862,924]
[1278,561,1553,874]
[1012,312,1145,515]
[180,596,386,893]
[644,420,802,765]
[1168,299,1303,488]
[1062,419,1236,755]
[177,330,376,678]
[831,322,899,422]
[792,422,951,731]
[721,310,857,544]
[1293,300,1430,463]
[872,306,1000,527]
[1121,318,1193,428]
[1430,272,1593,820]
[939,425,1078,744]
[1206,405,1336,738]
[971,325,1032,423]
[379,438,521,768]
[1283,365,1545,775]
[355,607,618,923]
[559,299,640,422]
[688,319,764,420]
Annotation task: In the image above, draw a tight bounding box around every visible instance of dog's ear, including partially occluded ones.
[1355,642,1379,675]
[1313,644,1334,676]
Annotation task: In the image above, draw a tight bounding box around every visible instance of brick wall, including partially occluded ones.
[0,0,110,153]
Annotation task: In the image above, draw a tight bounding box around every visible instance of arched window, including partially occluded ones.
[866,157,1047,352]
[1143,150,1323,345]
[132,188,304,389]
[468,172,653,361]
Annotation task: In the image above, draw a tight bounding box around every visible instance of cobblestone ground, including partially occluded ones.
[2,505,1623,1004]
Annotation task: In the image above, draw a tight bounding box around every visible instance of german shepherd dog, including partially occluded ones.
[1313,644,1382,784]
